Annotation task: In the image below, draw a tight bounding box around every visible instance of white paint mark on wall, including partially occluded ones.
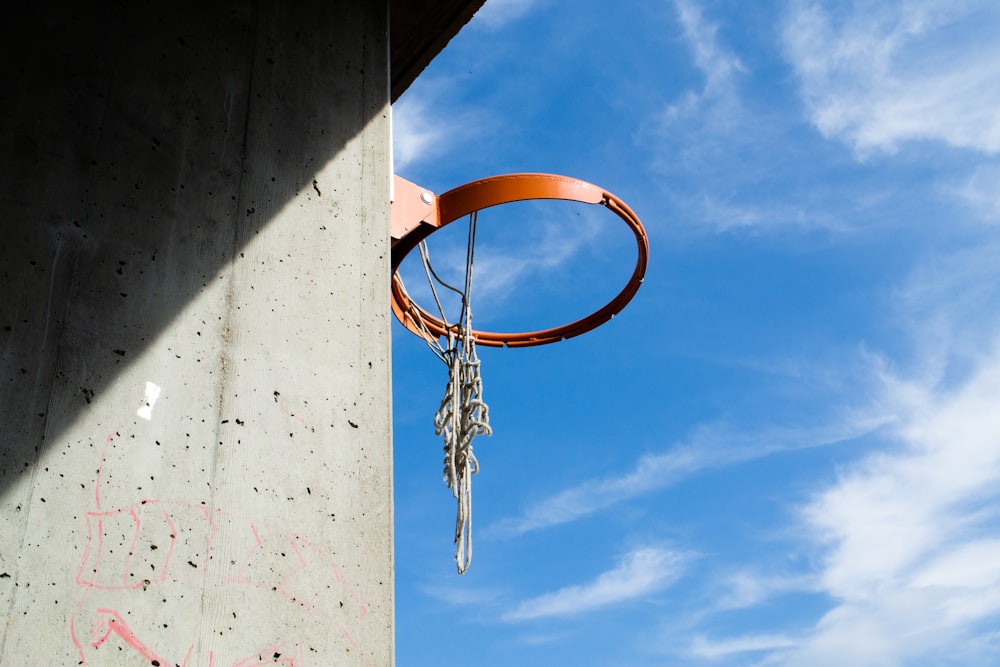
[137,382,162,420]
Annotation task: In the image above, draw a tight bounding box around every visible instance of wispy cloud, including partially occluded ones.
[392,94,445,174]
[953,164,1000,224]
[392,83,487,173]
[472,0,541,29]
[687,193,848,234]
[782,1,1000,156]
[486,416,888,539]
[464,207,608,306]
[689,633,797,660]
[663,0,746,126]
[712,570,816,612]
[891,240,1000,383]
[502,548,690,622]
[393,203,610,323]
[646,3,857,237]
[809,355,1000,594]
[418,581,504,607]
[761,344,1000,665]
[684,215,1000,664]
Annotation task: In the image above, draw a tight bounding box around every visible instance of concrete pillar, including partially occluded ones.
[0,2,392,664]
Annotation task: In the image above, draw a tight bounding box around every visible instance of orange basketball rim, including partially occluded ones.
[389,173,649,348]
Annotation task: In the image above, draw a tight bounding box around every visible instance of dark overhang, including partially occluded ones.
[390,0,487,102]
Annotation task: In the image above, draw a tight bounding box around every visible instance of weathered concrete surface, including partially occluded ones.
[0,2,391,664]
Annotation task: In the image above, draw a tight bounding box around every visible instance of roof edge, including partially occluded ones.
[390,0,487,102]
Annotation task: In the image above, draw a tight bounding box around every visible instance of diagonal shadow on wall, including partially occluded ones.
[0,1,387,499]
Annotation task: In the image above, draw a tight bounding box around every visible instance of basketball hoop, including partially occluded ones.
[390,173,649,348]
[390,173,649,572]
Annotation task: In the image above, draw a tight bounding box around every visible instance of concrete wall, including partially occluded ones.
[0,2,392,664]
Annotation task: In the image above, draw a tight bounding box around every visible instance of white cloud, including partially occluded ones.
[689,633,797,660]
[486,416,888,539]
[392,94,445,174]
[418,581,504,607]
[460,207,606,306]
[668,343,1000,666]
[473,0,541,29]
[675,0,745,99]
[678,201,1000,665]
[953,164,1000,223]
[392,85,487,173]
[502,548,690,622]
[891,241,1000,384]
[663,0,746,126]
[713,570,816,612]
[810,355,1000,592]
[912,539,1000,591]
[690,194,847,234]
[648,4,858,237]
[765,343,1000,666]
[487,443,703,538]
[393,203,610,324]
[782,1,1000,156]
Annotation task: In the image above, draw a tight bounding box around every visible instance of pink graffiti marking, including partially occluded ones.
[76,502,192,590]
[230,642,302,666]
[72,421,376,666]
[69,428,371,667]
[274,401,311,430]
[90,608,167,664]
[237,522,264,582]
[262,389,313,431]
[356,594,370,618]
[69,616,85,665]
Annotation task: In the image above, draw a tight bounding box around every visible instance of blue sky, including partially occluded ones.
[390,1,1000,665]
